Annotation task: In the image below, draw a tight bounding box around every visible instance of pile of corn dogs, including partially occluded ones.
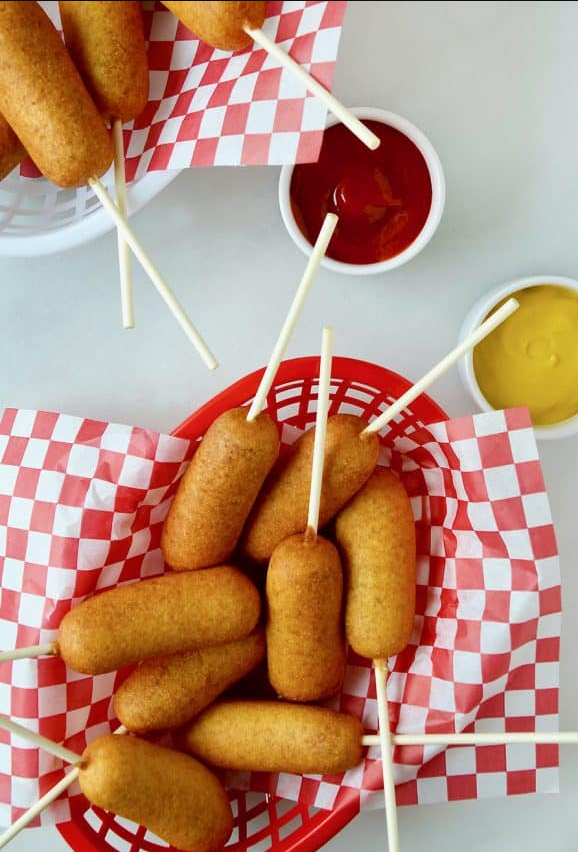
[0,2,262,186]
[31,376,414,852]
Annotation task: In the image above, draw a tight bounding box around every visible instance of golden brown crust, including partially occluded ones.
[183,700,363,774]
[114,628,266,733]
[162,407,279,571]
[80,735,232,852]
[57,566,261,674]
[266,534,346,702]
[162,1,266,51]
[242,414,379,562]
[335,468,416,659]
[0,1,112,187]
[0,112,25,180]
[59,1,149,123]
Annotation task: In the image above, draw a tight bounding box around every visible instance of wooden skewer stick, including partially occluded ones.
[244,26,380,151]
[0,724,127,849]
[362,731,578,747]
[0,716,80,766]
[374,660,400,852]
[112,120,134,330]
[0,768,80,850]
[246,213,338,421]
[362,297,520,435]
[306,326,334,536]
[88,177,218,371]
[0,643,56,663]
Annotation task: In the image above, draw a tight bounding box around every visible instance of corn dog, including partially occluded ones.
[58,1,149,124]
[242,414,379,562]
[162,1,266,51]
[335,468,416,659]
[162,407,279,570]
[183,701,363,774]
[266,533,346,701]
[79,734,232,852]
[0,112,25,181]
[0,1,112,188]
[114,628,266,733]
[58,566,260,674]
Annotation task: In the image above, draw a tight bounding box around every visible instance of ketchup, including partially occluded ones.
[290,120,433,265]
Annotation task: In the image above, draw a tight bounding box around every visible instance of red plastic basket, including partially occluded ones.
[57,356,447,852]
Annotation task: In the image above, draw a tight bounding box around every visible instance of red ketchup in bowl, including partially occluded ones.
[289,120,433,265]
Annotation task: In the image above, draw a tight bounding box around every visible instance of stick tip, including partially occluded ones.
[304,525,317,544]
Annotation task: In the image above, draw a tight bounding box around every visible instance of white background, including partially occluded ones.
[1,1,577,850]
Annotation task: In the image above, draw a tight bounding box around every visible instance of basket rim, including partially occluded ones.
[0,169,180,258]
[172,355,448,439]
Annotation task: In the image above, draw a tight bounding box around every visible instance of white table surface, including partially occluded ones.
[1,1,577,850]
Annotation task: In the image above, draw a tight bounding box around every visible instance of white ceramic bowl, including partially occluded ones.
[278,106,445,275]
[458,275,578,440]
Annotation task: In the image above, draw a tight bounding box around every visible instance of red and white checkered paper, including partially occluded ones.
[24,1,348,180]
[0,405,561,829]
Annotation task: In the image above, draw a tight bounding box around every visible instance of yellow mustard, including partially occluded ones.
[473,284,578,425]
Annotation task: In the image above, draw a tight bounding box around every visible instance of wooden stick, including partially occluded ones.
[306,326,334,536]
[246,213,338,421]
[362,297,520,435]
[0,644,57,663]
[245,26,380,151]
[374,660,400,852]
[112,120,134,330]
[88,176,218,371]
[0,768,80,849]
[0,716,81,766]
[362,731,578,747]
[0,725,127,848]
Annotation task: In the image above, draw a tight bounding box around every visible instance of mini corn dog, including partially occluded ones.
[162,407,279,570]
[266,533,345,701]
[242,414,380,562]
[335,468,416,852]
[79,734,232,852]
[335,468,416,659]
[266,328,346,702]
[0,1,112,188]
[55,566,260,675]
[183,701,363,775]
[0,112,25,181]
[58,1,149,124]
[114,627,266,733]
[161,1,266,51]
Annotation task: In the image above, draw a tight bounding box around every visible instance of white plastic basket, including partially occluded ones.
[0,165,180,257]
[0,0,180,258]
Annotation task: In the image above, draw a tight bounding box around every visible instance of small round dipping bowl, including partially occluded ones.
[278,106,445,275]
[459,275,578,440]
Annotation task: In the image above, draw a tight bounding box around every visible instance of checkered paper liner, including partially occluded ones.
[0,405,560,829]
[22,0,348,182]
